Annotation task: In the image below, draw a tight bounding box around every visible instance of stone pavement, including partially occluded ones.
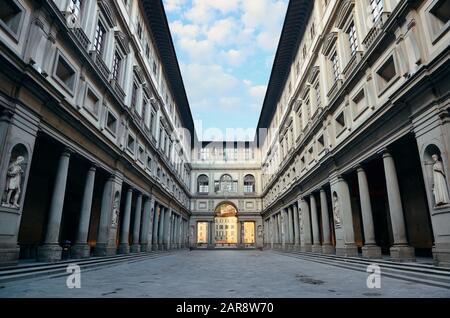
[0,250,449,298]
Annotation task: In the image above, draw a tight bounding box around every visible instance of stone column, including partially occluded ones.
[178,216,182,248]
[310,194,322,253]
[293,204,300,249]
[382,151,415,261]
[163,209,171,250]
[130,193,142,253]
[276,213,281,247]
[299,198,312,252]
[72,166,96,259]
[357,166,382,259]
[208,220,215,249]
[320,189,335,254]
[118,188,133,254]
[281,209,287,249]
[237,221,242,248]
[158,206,165,250]
[152,203,160,251]
[94,176,113,256]
[38,149,71,262]
[287,206,294,249]
[330,174,358,257]
[140,195,153,252]
[269,215,275,249]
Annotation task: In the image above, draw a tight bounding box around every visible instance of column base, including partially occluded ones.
[301,244,312,252]
[390,245,415,262]
[321,244,335,254]
[0,246,20,266]
[71,244,91,259]
[152,244,159,251]
[140,243,150,252]
[130,244,141,253]
[118,243,130,255]
[38,244,62,262]
[94,243,116,257]
[312,245,322,253]
[336,245,358,257]
[362,245,382,259]
[433,244,450,267]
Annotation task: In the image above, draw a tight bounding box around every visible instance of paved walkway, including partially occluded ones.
[0,250,449,298]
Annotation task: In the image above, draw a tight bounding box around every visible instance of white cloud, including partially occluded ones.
[178,38,216,61]
[164,0,188,13]
[169,20,200,39]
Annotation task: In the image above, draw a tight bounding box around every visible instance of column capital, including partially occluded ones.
[356,164,365,173]
[380,148,392,158]
[61,147,73,157]
[88,165,97,172]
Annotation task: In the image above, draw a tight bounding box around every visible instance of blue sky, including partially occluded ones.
[163,0,288,140]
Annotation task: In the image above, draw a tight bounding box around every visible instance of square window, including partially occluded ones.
[352,89,367,117]
[430,0,450,24]
[127,134,135,152]
[335,111,346,135]
[84,88,100,116]
[0,0,24,38]
[54,53,77,93]
[377,56,396,82]
[106,111,117,135]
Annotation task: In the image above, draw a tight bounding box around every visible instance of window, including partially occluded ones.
[347,21,358,56]
[84,88,100,116]
[127,134,135,153]
[106,111,117,135]
[112,50,123,82]
[94,20,106,56]
[197,175,209,193]
[352,89,367,117]
[370,0,384,23]
[54,53,76,92]
[244,175,256,193]
[220,174,233,192]
[376,55,397,93]
[138,146,145,163]
[331,51,340,81]
[131,82,138,110]
[318,135,325,153]
[431,0,450,24]
[335,111,346,135]
[68,0,83,24]
[314,80,321,108]
[0,0,24,37]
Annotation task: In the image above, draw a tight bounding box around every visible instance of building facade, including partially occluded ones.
[0,0,192,265]
[1,0,450,268]
[260,0,450,266]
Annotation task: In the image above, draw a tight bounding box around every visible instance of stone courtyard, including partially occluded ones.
[0,250,449,298]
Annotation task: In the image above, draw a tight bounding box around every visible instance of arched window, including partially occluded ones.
[244,174,255,193]
[220,174,233,192]
[197,174,209,193]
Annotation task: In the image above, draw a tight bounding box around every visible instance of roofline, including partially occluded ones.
[141,0,196,145]
[255,0,314,146]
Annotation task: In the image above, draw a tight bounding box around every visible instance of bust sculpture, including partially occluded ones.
[333,193,342,228]
[2,156,25,209]
[432,154,450,206]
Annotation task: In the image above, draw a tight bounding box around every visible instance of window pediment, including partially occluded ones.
[335,0,355,29]
[98,0,117,28]
[322,32,338,57]
[114,31,130,54]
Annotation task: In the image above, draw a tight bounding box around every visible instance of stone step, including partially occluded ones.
[0,250,178,284]
[274,250,450,289]
[287,250,450,276]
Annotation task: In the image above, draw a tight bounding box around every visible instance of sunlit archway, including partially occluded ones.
[214,202,238,247]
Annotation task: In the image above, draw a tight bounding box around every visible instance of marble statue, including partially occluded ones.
[2,156,25,209]
[111,195,120,226]
[333,193,342,228]
[432,154,450,206]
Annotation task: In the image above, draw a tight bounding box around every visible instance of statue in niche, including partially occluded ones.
[111,194,120,227]
[257,225,263,238]
[332,192,342,228]
[432,154,450,206]
[299,210,303,233]
[2,156,25,209]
